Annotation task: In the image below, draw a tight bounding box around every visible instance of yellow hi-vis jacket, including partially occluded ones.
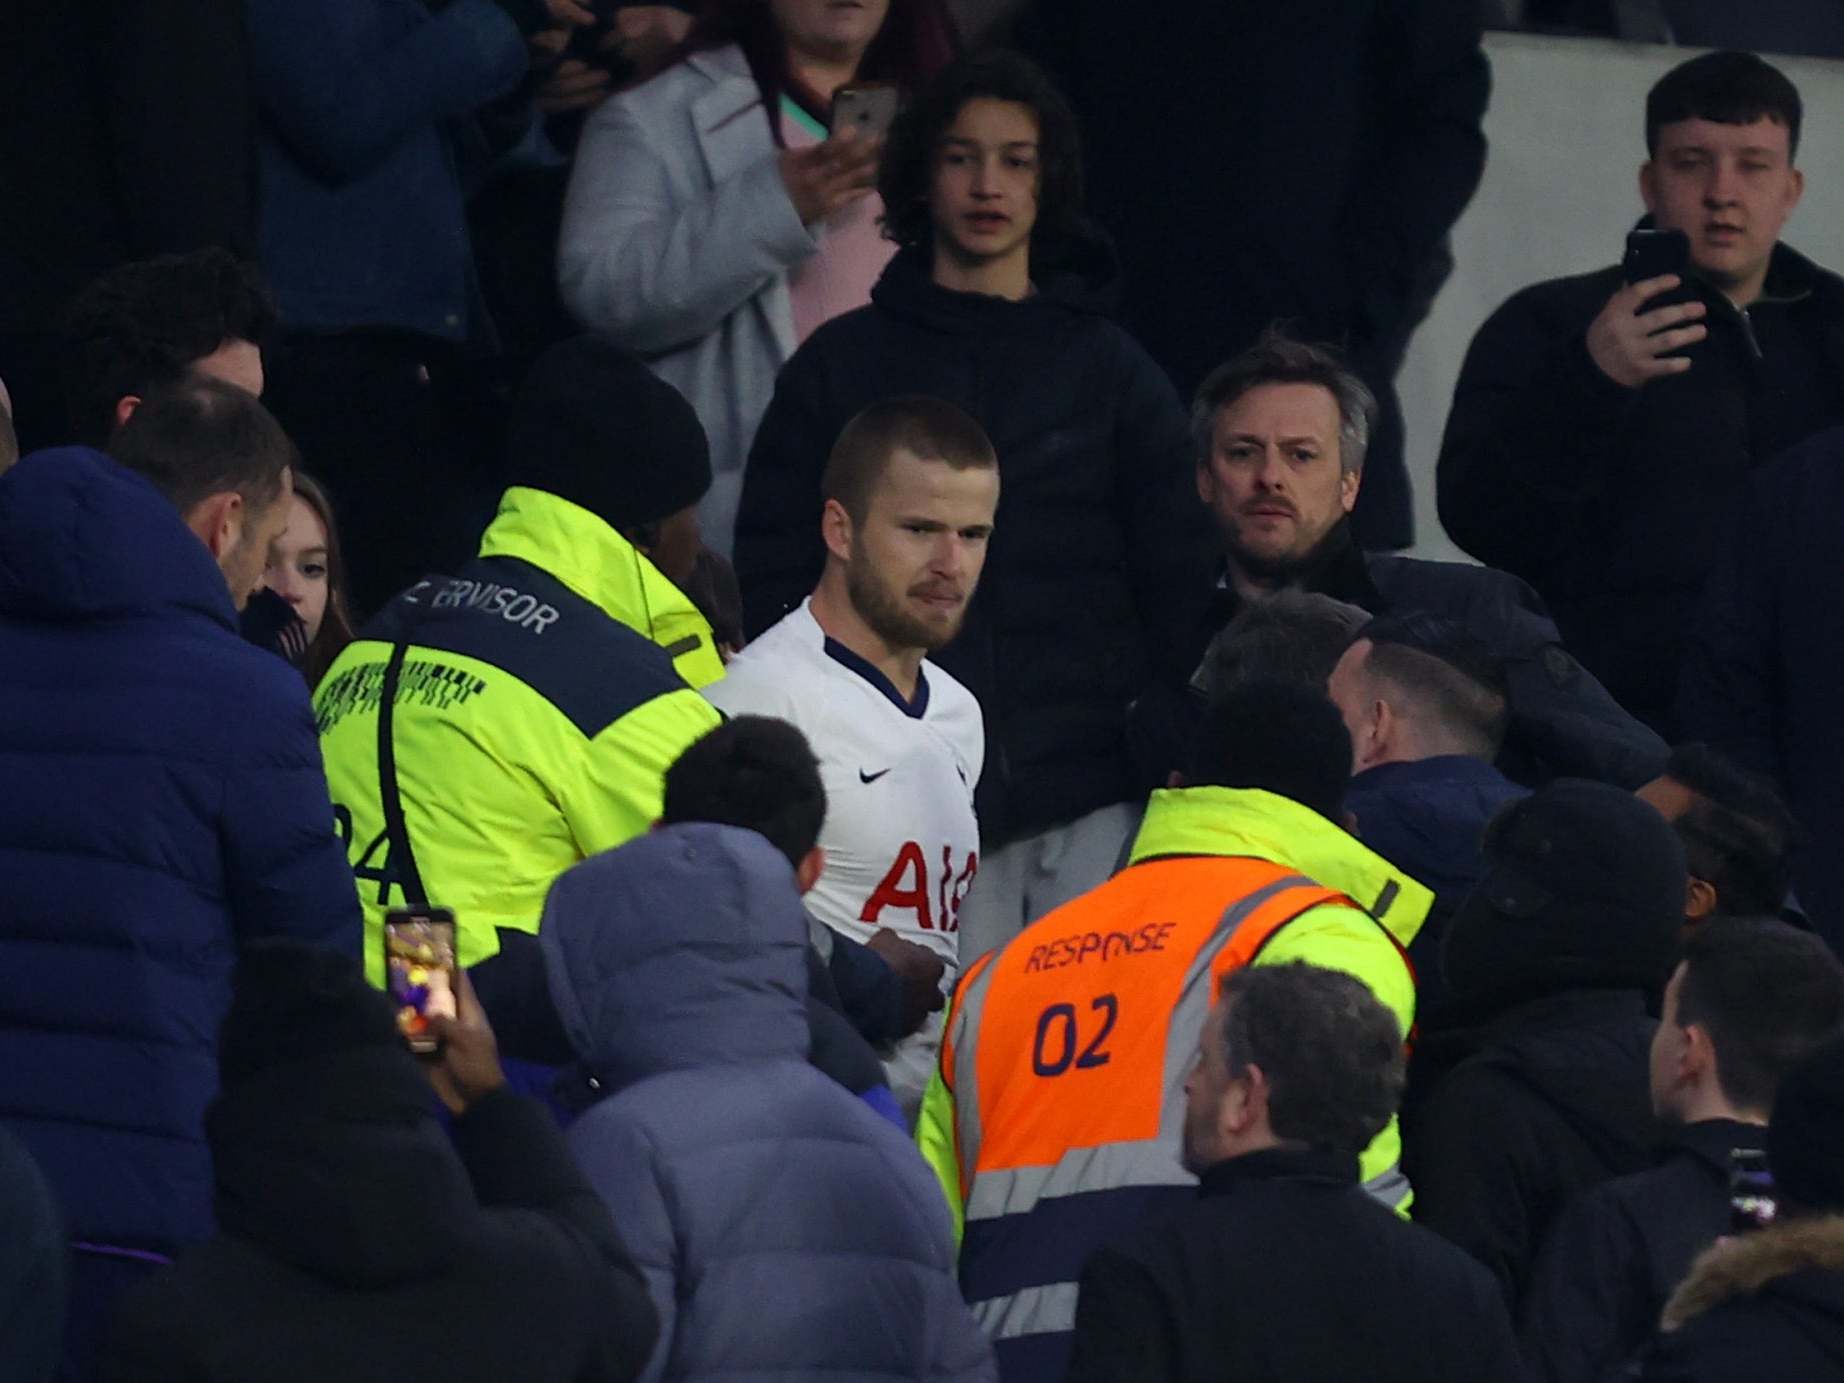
[914,787,1430,1361]
[314,487,722,980]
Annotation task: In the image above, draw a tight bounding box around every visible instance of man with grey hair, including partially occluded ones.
[1163,331,1665,792]
[1067,963,1518,1383]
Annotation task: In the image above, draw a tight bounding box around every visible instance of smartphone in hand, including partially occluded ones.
[384,906,459,1055]
[831,83,900,142]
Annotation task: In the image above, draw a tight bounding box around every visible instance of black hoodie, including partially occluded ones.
[735,246,1216,846]
[100,1049,657,1383]
[1406,989,1658,1314]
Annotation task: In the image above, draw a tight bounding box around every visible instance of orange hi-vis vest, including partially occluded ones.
[936,838,1419,1382]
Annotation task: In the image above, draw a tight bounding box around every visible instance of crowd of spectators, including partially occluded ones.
[4,8,1844,1383]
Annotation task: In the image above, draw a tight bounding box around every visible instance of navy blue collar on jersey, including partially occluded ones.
[823,637,930,718]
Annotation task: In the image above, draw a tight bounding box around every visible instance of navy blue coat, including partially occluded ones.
[0,449,361,1256]
[246,0,528,340]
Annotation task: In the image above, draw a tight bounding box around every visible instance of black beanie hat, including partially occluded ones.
[1769,1032,1844,1213]
[219,939,403,1088]
[1442,778,1689,1012]
[507,336,711,533]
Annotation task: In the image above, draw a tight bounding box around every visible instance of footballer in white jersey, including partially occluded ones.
[707,599,983,970]
[709,395,1000,1115]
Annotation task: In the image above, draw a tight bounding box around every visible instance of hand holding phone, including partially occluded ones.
[1586,228,1709,389]
[831,84,899,144]
[421,968,507,1115]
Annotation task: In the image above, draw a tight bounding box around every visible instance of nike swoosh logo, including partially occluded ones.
[859,768,892,784]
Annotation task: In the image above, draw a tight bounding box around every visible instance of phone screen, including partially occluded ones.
[1729,1148,1778,1234]
[384,909,458,1055]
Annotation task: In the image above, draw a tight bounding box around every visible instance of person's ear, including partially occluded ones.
[1639,160,1660,216]
[625,520,662,556]
[1685,876,1720,922]
[1339,465,1360,514]
[1680,1021,1718,1088]
[113,394,142,434]
[1221,1061,1270,1140]
[1195,461,1215,506]
[795,845,826,895]
[183,491,244,562]
[821,498,855,564]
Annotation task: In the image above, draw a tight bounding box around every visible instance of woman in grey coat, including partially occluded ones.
[558,0,954,554]
[543,822,995,1383]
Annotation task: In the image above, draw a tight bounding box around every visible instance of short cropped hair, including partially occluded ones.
[879,50,1088,262]
[107,377,293,517]
[1193,331,1378,476]
[1666,744,1797,916]
[1647,50,1803,161]
[1186,681,1353,823]
[660,716,827,871]
[61,248,276,448]
[1676,917,1844,1115]
[1196,591,1370,700]
[1356,612,1511,761]
[1219,963,1405,1154]
[821,395,997,522]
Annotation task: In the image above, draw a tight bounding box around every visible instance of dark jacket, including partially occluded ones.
[101,1064,656,1382]
[1408,990,1659,1312]
[0,1125,64,1383]
[1436,240,1844,733]
[1142,526,1667,791]
[1521,1118,1766,1383]
[1636,1215,1844,1382]
[0,449,361,1256]
[1068,1147,1520,1383]
[0,0,256,451]
[734,246,1216,846]
[544,824,996,1383]
[245,0,531,340]
[1348,755,1529,1030]
[1678,427,1844,952]
[1021,0,1491,550]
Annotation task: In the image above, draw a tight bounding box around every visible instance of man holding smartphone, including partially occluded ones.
[1437,50,1844,738]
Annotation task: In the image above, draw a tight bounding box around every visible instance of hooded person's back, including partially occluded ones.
[1406,779,1688,1311]
[100,942,656,1383]
[545,823,996,1383]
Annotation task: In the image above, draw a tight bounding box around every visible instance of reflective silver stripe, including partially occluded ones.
[962,874,1332,1226]
[1158,874,1321,1137]
[950,955,1005,1186]
[965,1138,1192,1221]
[971,1281,1082,1342]
[1364,1162,1412,1209]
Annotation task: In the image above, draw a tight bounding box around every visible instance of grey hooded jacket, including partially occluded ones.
[542,823,996,1383]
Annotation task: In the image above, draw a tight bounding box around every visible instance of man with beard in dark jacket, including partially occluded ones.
[101,942,657,1383]
[1008,0,1491,552]
[1068,963,1519,1383]
[1521,917,1844,1383]
[1165,332,1664,792]
[734,52,1215,964]
[1634,1031,1844,1382]
[1408,779,1688,1311]
[1437,50,1844,738]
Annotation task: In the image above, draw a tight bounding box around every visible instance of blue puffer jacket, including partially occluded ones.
[245,0,528,340]
[0,449,361,1255]
[545,824,996,1383]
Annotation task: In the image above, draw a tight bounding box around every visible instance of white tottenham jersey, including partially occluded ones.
[705,600,983,973]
